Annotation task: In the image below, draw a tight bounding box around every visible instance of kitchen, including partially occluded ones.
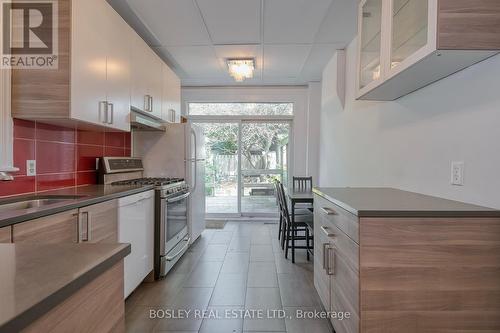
[1,0,500,333]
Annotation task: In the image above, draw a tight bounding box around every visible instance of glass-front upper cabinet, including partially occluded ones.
[390,0,429,70]
[358,0,383,91]
[356,0,500,101]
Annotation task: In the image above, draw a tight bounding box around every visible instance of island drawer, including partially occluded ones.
[315,194,359,244]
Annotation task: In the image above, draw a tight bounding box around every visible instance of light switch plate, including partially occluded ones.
[451,161,464,186]
[27,160,36,176]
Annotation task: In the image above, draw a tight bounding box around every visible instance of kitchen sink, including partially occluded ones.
[0,195,87,213]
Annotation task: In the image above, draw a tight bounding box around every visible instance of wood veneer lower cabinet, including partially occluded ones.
[13,210,79,243]
[78,199,118,243]
[314,196,360,333]
[22,261,125,333]
[359,217,500,333]
[0,226,12,243]
[314,193,500,333]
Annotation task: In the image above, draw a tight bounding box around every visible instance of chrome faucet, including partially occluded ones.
[0,171,14,181]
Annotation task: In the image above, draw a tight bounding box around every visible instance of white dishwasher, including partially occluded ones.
[118,190,154,298]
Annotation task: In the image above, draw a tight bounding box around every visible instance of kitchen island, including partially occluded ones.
[0,242,130,332]
[313,187,500,333]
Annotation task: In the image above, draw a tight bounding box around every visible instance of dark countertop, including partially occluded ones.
[0,242,130,332]
[313,187,500,218]
[0,184,155,228]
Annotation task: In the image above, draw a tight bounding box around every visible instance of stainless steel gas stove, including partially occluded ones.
[99,157,191,279]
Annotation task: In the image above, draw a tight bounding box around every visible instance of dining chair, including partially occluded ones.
[275,180,311,244]
[278,182,313,262]
[292,176,314,211]
[293,176,313,192]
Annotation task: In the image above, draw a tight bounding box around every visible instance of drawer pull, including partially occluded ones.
[321,207,338,215]
[322,243,329,270]
[320,225,335,238]
[327,246,335,276]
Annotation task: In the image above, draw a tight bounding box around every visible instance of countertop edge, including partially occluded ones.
[312,187,500,218]
[312,188,360,216]
[0,185,155,228]
[0,243,131,333]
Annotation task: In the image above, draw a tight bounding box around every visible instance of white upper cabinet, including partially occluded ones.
[148,50,163,119]
[71,0,131,131]
[12,0,179,130]
[161,63,181,123]
[131,36,163,119]
[104,5,133,131]
[356,0,500,101]
[131,34,150,115]
[71,0,108,126]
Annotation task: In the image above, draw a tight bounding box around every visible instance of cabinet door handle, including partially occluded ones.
[144,95,150,111]
[322,243,329,270]
[78,211,90,242]
[320,225,335,238]
[321,207,338,215]
[327,246,335,276]
[107,102,114,124]
[99,101,108,123]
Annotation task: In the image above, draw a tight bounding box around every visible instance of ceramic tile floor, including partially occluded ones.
[125,222,333,333]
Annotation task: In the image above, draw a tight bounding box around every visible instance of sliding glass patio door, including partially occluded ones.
[198,122,240,215]
[196,120,291,217]
[240,121,290,215]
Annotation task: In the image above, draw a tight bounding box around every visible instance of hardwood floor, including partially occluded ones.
[125,222,332,333]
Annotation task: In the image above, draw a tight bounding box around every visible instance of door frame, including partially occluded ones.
[189,115,294,218]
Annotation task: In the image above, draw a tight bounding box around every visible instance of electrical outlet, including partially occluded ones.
[27,160,36,176]
[451,161,464,186]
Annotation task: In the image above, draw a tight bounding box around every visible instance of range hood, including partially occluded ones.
[130,108,166,131]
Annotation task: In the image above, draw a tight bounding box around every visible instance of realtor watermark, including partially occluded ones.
[1,0,58,69]
[149,308,352,321]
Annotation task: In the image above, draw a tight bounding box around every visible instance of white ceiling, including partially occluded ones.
[111,0,358,86]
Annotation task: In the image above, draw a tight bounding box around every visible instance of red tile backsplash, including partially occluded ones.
[105,132,125,148]
[77,171,97,186]
[13,139,35,176]
[36,123,76,143]
[0,176,36,197]
[104,146,125,157]
[13,119,35,139]
[0,119,131,198]
[77,144,104,171]
[77,129,104,146]
[37,173,76,192]
[37,141,76,174]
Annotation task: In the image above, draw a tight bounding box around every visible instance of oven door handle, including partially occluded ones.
[166,237,191,261]
[166,192,191,203]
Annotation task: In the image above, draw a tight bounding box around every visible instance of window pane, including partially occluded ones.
[241,122,290,214]
[391,0,428,69]
[188,103,293,116]
[200,123,239,214]
[359,0,383,89]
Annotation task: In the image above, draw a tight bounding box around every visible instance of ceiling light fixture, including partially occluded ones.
[227,58,255,82]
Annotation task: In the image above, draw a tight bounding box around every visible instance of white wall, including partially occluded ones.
[306,83,322,185]
[319,39,500,209]
[182,86,319,181]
